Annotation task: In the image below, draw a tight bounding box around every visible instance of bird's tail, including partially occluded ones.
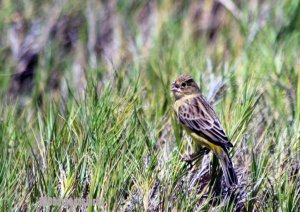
[215,147,237,187]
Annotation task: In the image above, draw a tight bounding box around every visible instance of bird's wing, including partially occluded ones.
[178,95,232,148]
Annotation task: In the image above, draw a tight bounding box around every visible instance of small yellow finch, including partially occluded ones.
[171,73,237,187]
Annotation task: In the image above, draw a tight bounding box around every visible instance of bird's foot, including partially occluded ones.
[181,148,210,166]
[181,155,197,163]
[181,152,201,166]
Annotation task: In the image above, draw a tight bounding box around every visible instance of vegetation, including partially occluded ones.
[0,0,299,210]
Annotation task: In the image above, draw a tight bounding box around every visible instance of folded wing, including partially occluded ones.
[178,95,233,148]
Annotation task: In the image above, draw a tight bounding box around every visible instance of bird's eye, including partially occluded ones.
[181,82,187,88]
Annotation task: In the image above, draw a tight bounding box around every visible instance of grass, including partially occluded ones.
[0,0,300,211]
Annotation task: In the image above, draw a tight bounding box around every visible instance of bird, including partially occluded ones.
[171,73,237,187]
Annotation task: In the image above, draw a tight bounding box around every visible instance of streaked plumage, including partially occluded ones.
[171,73,237,187]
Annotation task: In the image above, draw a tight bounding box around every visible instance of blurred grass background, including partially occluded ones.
[0,0,299,210]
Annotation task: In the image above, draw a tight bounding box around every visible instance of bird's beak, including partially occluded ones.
[171,82,179,92]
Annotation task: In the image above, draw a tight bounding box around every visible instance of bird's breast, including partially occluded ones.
[173,93,200,115]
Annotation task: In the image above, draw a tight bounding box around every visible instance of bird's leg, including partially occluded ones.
[181,151,202,163]
[181,147,210,164]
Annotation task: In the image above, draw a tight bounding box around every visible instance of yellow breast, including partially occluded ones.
[173,94,200,115]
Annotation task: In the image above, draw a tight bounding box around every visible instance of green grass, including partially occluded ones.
[0,0,300,211]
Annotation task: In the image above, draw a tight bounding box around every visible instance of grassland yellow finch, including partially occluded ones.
[171,74,237,187]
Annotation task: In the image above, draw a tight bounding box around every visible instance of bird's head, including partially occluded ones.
[171,74,200,100]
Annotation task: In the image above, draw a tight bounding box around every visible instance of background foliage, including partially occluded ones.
[0,0,299,210]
